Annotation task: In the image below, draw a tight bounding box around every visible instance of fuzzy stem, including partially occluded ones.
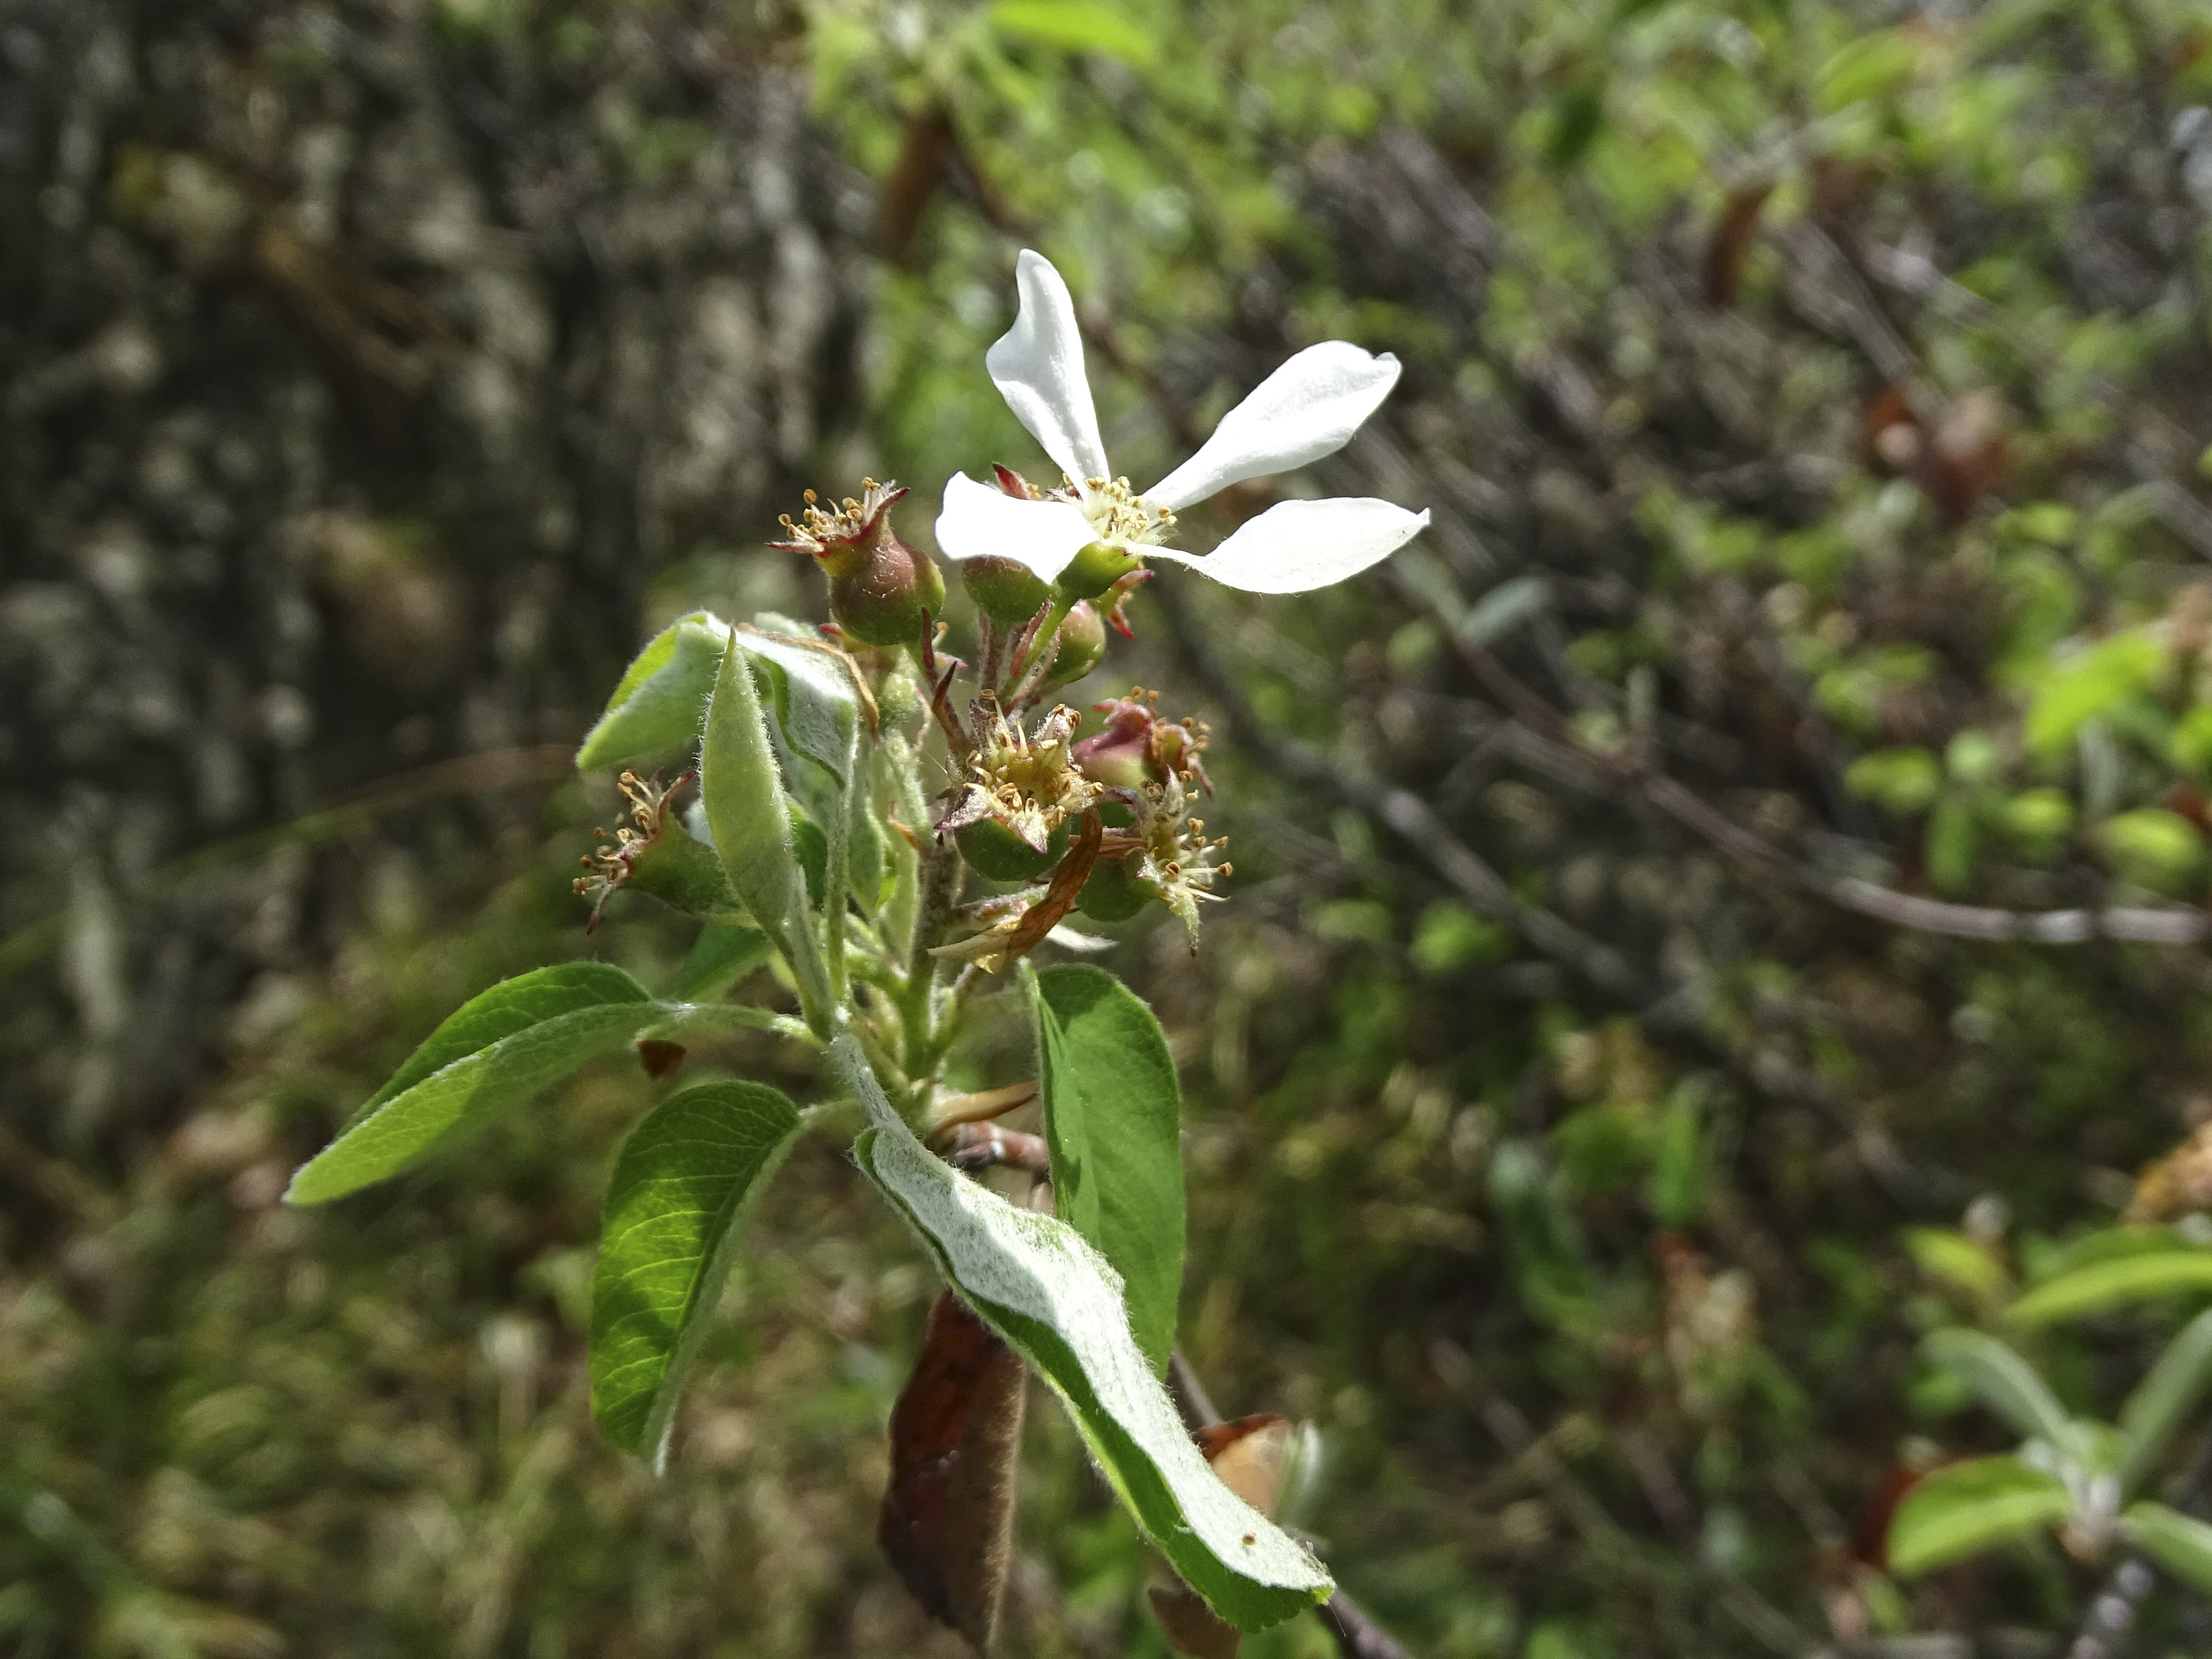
[900,833,965,1086]
[1005,598,1073,709]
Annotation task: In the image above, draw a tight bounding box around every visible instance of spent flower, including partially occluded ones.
[939,703,1095,880]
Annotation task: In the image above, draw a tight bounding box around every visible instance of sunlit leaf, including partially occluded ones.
[286,965,657,1204]
[576,612,728,771]
[1028,961,1185,1373]
[2009,1251,2212,1327]
[988,0,1157,68]
[1905,1228,2014,1305]
[701,634,803,945]
[590,1081,803,1469]
[843,1036,1332,1631]
[1887,1456,2072,1575]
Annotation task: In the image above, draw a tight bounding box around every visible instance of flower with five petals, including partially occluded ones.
[933,250,1429,595]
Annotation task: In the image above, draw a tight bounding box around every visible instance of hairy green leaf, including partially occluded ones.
[675,920,775,1002]
[2009,1251,2212,1327]
[841,1036,1330,1632]
[2118,1308,2212,1495]
[738,628,862,788]
[701,633,802,943]
[2124,1501,2212,1598]
[590,1082,804,1470]
[1887,1456,2072,1575]
[1027,962,1184,1373]
[287,964,655,1205]
[1922,1328,2076,1451]
[576,612,727,771]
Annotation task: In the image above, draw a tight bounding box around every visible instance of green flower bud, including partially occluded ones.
[830,542,943,648]
[1076,852,1154,920]
[1055,539,1145,602]
[1039,600,1106,693]
[961,554,1052,626]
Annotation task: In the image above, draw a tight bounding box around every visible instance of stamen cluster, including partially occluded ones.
[575,770,685,928]
[1071,475,1174,546]
[772,478,906,566]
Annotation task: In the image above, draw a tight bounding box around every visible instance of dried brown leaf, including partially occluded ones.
[879,1290,1028,1654]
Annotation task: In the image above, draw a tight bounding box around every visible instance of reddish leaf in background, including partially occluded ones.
[1150,1415,1293,1657]
[880,108,954,267]
[1702,182,1773,308]
[880,1290,1028,1654]
[1864,386,2007,525]
[1918,391,2007,525]
[1852,1463,1929,1570]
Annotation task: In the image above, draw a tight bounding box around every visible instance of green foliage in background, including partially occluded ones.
[12,0,2212,1653]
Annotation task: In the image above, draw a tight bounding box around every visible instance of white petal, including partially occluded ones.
[1146,342,1402,512]
[1149,497,1428,594]
[933,471,1100,584]
[985,250,1111,486]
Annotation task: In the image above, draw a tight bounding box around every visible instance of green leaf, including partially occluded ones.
[841,1036,1330,1631]
[1887,1456,2072,1575]
[576,613,727,771]
[675,920,775,1002]
[1814,28,1919,112]
[1922,1328,2076,1450]
[1905,1228,2014,1305]
[1027,963,1185,1374]
[988,0,1157,68]
[1846,747,1942,815]
[590,1082,804,1470]
[286,965,655,1205]
[2010,1251,2212,1327]
[2024,631,2164,756]
[2099,809,2203,894]
[736,628,862,790]
[701,633,802,944]
[2124,1502,2212,1598]
[2118,1308,2212,1495]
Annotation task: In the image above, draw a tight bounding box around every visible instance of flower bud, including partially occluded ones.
[1038,599,1106,693]
[772,479,944,650]
[1054,539,1144,602]
[961,555,1051,626]
[1076,851,1154,921]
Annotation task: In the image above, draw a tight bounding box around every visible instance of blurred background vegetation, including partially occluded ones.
[9,0,2212,1653]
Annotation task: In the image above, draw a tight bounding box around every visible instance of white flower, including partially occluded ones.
[933,250,1430,595]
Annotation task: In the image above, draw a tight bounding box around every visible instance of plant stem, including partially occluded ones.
[901,832,965,1089]
[1005,598,1073,708]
